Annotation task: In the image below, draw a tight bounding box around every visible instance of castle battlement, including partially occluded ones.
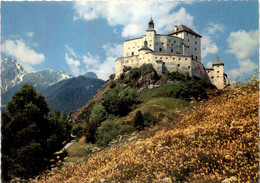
[115,18,227,89]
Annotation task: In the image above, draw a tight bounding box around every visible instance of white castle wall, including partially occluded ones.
[116,20,226,89]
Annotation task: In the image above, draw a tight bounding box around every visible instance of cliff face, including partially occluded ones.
[68,64,181,124]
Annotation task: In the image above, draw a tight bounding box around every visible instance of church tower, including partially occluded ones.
[146,18,156,52]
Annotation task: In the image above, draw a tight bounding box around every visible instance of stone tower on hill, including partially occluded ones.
[115,18,227,89]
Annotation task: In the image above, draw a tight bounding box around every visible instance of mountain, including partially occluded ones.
[83,72,98,79]
[42,75,105,113]
[1,58,105,113]
[1,58,27,93]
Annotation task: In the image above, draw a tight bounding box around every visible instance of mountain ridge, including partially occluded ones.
[1,58,105,113]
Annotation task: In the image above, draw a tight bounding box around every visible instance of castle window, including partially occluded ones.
[195,48,197,51]
[217,76,219,78]
[133,47,135,49]
[160,57,162,59]
[211,76,214,79]
[173,57,175,60]
[185,58,187,61]
[168,39,171,43]
[217,71,219,73]
[149,44,151,47]
[188,39,189,42]
[166,57,168,59]
[195,56,197,60]
[172,44,173,46]
[177,64,180,67]
[156,42,158,45]
[195,42,197,44]
[217,66,219,67]
[162,43,164,45]
[159,48,162,52]
[155,57,157,59]
[171,49,173,52]
[186,32,188,35]
[174,41,176,43]
[208,71,210,73]
[196,36,197,39]
[179,58,181,60]
[132,52,134,56]
[188,66,190,69]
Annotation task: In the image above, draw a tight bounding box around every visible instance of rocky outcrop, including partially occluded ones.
[68,64,183,124]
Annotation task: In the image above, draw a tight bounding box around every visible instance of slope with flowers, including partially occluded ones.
[34,78,259,183]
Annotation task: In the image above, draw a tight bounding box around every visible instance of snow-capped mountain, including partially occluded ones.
[1,58,72,94]
[1,58,27,93]
[1,58,105,113]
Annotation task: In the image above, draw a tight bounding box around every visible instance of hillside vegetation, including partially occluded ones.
[34,76,258,182]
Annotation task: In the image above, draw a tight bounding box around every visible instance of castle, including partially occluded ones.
[115,18,227,89]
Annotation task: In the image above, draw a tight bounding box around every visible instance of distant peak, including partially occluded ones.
[83,72,98,79]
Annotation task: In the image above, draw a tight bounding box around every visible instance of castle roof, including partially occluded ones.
[213,56,224,65]
[168,24,202,37]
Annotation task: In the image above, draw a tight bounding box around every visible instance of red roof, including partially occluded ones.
[168,24,201,37]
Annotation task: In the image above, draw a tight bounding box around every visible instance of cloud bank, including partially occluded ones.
[73,1,194,38]
[2,39,45,72]
[65,43,123,80]
[226,30,258,79]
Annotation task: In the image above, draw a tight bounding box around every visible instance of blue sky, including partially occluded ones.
[1,1,259,80]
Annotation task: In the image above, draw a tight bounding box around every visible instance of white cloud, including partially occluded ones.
[65,43,123,80]
[26,32,34,37]
[2,39,45,71]
[201,35,218,59]
[227,59,258,79]
[201,22,225,60]
[65,53,82,77]
[226,30,258,60]
[226,30,258,79]
[206,22,224,35]
[206,61,213,68]
[73,2,194,38]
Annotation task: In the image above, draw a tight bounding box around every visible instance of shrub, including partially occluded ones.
[72,125,84,139]
[85,120,99,143]
[96,120,122,147]
[109,80,116,89]
[143,112,157,127]
[174,79,214,100]
[133,111,145,131]
[164,71,188,82]
[89,104,108,123]
[103,86,138,117]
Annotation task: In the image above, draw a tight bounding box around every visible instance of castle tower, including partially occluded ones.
[168,24,201,62]
[146,18,156,52]
[212,56,225,89]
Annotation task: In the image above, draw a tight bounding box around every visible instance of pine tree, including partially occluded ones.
[1,84,71,181]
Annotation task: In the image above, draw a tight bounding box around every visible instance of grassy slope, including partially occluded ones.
[34,81,259,183]
[66,84,188,162]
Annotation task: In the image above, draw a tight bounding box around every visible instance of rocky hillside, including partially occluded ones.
[68,64,186,124]
[34,74,259,182]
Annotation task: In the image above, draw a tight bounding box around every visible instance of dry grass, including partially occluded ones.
[33,79,259,183]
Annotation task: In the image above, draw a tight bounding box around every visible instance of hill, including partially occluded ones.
[34,75,258,183]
